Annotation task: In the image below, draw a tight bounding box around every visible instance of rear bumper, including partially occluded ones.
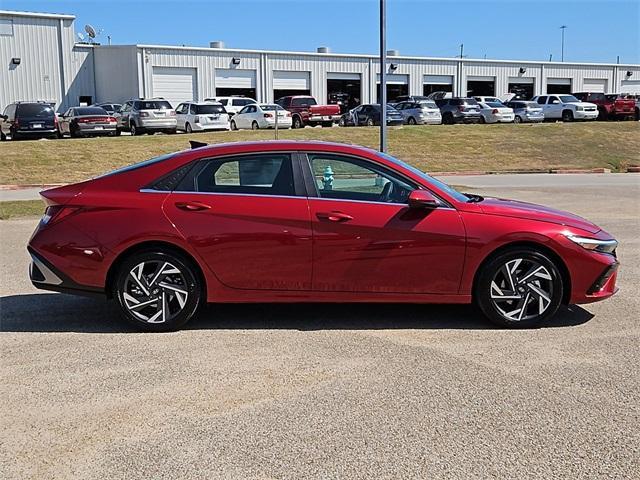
[77,124,116,134]
[139,119,177,129]
[15,128,57,136]
[308,115,340,123]
[29,247,104,297]
[192,122,229,131]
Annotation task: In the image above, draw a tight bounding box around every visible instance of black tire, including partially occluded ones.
[0,130,5,141]
[115,128,121,136]
[230,120,237,131]
[113,250,203,332]
[366,118,374,127]
[635,108,639,122]
[408,117,417,125]
[292,115,303,129]
[338,117,346,127]
[475,248,563,328]
[130,122,140,136]
[598,107,608,121]
[479,116,486,124]
[562,110,574,122]
[251,121,259,130]
[70,125,79,138]
[443,113,454,125]
[166,128,177,135]
[185,123,192,133]
[514,115,522,124]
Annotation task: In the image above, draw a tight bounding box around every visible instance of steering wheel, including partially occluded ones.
[380,180,394,202]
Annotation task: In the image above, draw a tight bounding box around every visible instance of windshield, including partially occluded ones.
[76,107,108,115]
[260,104,285,111]
[99,152,177,178]
[418,101,438,109]
[462,98,479,106]
[196,104,225,114]
[523,102,540,108]
[138,101,172,110]
[559,95,580,103]
[378,152,469,203]
[605,94,620,101]
[18,104,54,117]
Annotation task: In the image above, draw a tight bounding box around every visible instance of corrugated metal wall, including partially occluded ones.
[0,13,94,111]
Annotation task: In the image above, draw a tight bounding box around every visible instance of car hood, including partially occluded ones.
[478,197,600,234]
[569,101,597,108]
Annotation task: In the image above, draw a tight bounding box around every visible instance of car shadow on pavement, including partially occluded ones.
[0,293,594,333]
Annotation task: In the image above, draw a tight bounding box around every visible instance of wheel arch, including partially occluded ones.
[471,240,572,305]
[105,240,207,299]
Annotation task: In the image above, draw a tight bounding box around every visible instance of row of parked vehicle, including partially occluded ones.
[1,92,638,140]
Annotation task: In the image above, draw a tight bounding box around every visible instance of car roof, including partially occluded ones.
[188,140,379,157]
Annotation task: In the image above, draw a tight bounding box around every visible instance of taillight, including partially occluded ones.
[286,112,291,117]
[492,109,499,114]
[108,117,116,122]
[139,112,149,117]
[169,111,176,116]
[41,206,80,226]
[264,113,273,118]
[457,105,465,111]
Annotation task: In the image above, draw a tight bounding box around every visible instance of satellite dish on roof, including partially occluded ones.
[85,24,97,38]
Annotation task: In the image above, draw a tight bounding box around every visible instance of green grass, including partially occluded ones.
[0,122,638,185]
[0,200,45,220]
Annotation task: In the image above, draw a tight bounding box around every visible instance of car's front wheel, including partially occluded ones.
[113,250,202,332]
[230,120,237,130]
[475,248,563,328]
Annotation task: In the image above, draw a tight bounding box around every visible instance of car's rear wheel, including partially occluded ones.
[338,117,346,127]
[475,248,563,328]
[443,113,454,125]
[292,116,303,129]
[479,116,486,124]
[366,118,374,127]
[408,117,417,125]
[230,120,237,130]
[252,121,259,130]
[514,115,522,124]
[114,250,202,332]
[130,122,139,136]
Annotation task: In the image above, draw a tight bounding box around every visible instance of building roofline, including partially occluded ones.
[0,10,75,20]
[130,43,640,68]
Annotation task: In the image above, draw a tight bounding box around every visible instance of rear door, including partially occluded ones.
[303,152,466,294]
[165,152,313,290]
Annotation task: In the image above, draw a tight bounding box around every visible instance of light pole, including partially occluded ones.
[560,25,567,62]
[379,0,387,152]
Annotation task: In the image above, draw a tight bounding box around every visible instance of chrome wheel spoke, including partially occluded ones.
[122,260,188,324]
[490,257,553,322]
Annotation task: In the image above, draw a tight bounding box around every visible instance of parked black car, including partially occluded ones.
[1,101,58,141]
[57,106,117,138]
[435,97,482,124]
[338,104,404,127]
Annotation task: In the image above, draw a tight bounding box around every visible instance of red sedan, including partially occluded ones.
[28,141,619,331]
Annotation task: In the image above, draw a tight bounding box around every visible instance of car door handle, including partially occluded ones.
[316,211,353,222]
[175,201,211,212]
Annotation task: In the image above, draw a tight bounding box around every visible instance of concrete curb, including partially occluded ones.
[0,184,64,191]
[431,168,614,176]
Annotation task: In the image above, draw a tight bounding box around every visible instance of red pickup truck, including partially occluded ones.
[573,92,636,120]
[275,96,341,128]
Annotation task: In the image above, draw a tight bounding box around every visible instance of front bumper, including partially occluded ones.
[573,110,599,120]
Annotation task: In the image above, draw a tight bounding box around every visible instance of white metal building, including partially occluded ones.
[2,9,639,112]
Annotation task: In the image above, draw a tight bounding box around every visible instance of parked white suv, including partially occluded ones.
[175,101,229,132]
[203,97,257,116]
[531,95,598,121]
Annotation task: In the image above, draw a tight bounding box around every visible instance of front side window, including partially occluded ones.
[308,154,415,204]
[177,154,295,196]
[292,97,317,107]
[559,95,579,103]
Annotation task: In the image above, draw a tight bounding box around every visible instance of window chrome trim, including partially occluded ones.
[139,188,454,208]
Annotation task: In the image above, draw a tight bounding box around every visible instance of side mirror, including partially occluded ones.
[408,190,439,209]
[552,99,560,104]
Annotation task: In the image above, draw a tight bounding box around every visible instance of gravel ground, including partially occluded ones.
[1,177,639,479]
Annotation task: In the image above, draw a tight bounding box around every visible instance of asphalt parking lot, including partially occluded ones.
[1,174,639,479]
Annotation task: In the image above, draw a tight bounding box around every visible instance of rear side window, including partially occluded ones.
[17,104,54,117]
[232,98,254,107]
[137,101,172,110]
[196,104,226,114]
[177,154,296,196]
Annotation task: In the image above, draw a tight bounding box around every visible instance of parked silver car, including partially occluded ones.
[394,100,442,125]
[115,99,177,136]
[504,100,545,123]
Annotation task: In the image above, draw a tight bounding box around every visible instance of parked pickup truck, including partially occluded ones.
[573,92,636,120]
[275,96,341,128]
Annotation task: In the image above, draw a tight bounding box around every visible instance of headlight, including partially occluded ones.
[566,234,617,254]
[576,106,584,111]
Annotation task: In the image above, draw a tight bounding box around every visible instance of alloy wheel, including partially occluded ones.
[122,260,189,324]
[490,258,553,322]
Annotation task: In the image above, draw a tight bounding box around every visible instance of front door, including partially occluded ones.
[303,153,466,294]
[545,96,562,118]
[164,152,312,290]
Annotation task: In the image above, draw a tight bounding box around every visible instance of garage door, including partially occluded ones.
[215,69,256,89]
[583,79,607,93]
[620,79,640,94]
[273,71,310,90]
[377,74,409,85]
[152,67,197,108]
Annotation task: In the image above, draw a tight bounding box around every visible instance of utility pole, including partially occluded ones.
[560,25,567,62]
[459,43,464,59]
[379,0,387,152]
[549,53,553,62]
